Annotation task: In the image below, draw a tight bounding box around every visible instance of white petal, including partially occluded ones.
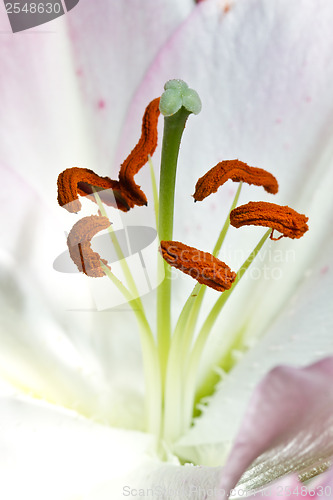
[0,167,145,429]
[84,457,224,500]
[0,394,154,500]
[0,253,146,429]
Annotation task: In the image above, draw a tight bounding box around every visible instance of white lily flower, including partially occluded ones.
[1,0,333,499]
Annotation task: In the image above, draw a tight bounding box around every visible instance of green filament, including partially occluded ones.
[101,262,161,437]
[182,229,271,432]
[92,189,141,300]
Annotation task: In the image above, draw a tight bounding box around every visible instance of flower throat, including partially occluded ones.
[57,80,308,459]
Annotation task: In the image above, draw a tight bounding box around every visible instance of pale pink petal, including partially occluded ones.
[250,466,333,500]
[217,358,333,496]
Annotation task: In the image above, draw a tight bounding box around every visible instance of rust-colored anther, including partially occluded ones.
[118,97,160,207]
[193,160,279,201]
[58,98,160,214]
[57,167,130,213]
[67,215,111,277]
[160,240,237,292]
[230,201,309,240]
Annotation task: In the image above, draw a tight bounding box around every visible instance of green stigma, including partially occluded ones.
[159,79,202,117]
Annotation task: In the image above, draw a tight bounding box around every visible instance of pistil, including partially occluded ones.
[156,80,202,387]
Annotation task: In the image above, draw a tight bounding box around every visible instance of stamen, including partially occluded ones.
[67,215,111,277]
[58,100,160,214]
[193,160,279,201]
[230,201,309,239]
[57,80,315,454]
[57,167,130,213]
[118,97,161,207]
[160,240,236,291]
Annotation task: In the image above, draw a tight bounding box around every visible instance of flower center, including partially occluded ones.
[57,80,309,461]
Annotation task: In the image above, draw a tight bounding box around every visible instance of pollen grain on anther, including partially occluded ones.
[230,201,309,239]
[193,160,278,201]
[160,240,236,291]
[67,215,111,277]
[119,97,161,207]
